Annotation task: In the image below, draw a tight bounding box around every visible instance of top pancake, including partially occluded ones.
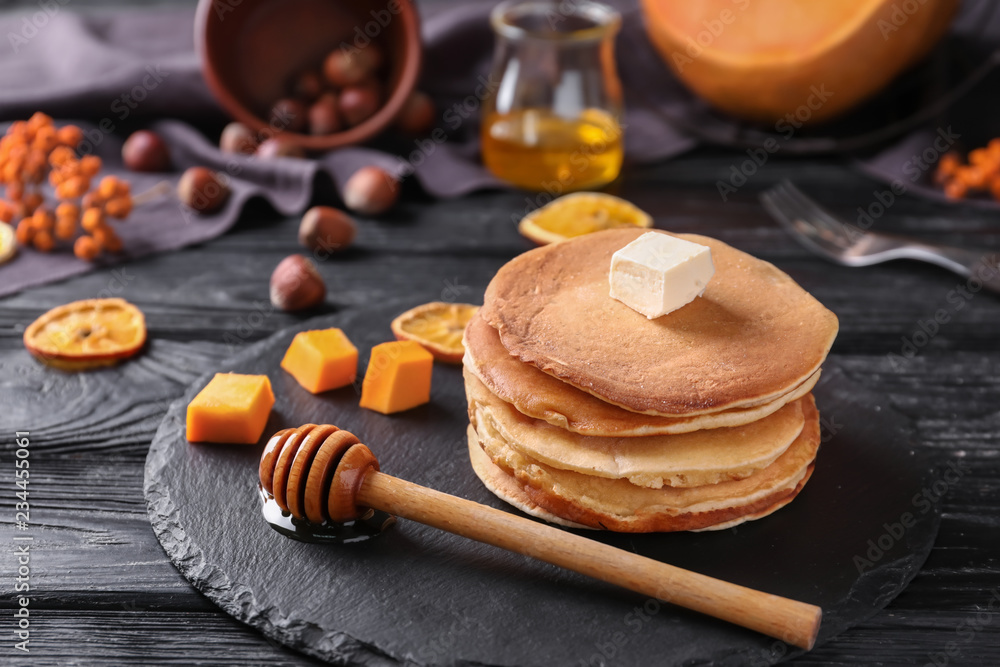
[464,312,820,436]
[480,229,839,416]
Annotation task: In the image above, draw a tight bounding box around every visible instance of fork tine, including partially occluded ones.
[778,182,862,239]
[759,185,850,259]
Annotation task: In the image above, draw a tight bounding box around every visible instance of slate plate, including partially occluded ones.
[144,299,942,666]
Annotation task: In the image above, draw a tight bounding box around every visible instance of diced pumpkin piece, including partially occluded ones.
[186,373,275,444]
[281,328,358,394]
[359,340,433,415]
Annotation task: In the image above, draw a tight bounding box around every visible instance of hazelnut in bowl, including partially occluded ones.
[196,0,421,151]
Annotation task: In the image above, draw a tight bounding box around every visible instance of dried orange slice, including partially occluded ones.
[390,302,479,364]
[0,222,16,265]
[23,298,146,371]
[518,192,653,245]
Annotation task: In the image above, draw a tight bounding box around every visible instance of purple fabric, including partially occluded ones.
[0,3,696,297]
[0,0,995,296]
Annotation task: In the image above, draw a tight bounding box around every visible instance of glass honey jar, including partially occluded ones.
[481,0,624,192]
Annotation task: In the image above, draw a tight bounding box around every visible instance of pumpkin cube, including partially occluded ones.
[186,373,275,444]
[359,340,434,414]
[281,328,358,394]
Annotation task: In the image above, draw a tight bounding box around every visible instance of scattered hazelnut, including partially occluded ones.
[270,254,326,311]
[395,91,435,135]
[177,167,230,214]
[256,137,306,159]
[122,130,171,172]
[298,206,356,253]
[308,92,342,136]
[339,82,381,127]
[220,122,259,155]
[323,45,382,87]
[270,98,308,134]
[291,70,325,103]
[343,166,399,215]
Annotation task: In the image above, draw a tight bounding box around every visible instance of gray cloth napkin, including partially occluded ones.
[0,3,695,296]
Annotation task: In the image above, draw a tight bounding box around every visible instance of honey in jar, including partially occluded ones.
[482,108,623,191]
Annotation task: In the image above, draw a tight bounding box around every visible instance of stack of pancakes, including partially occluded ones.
[464,228,839,532]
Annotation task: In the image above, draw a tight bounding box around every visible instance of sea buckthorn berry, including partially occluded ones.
[0,200,15,222]
[105,197,132,219]
[81,208,104,232]
[56,202,79,220]
[7,181,23,202]
[15,219,33,245]
[55,216,77,240]
[944,180,968,200]
[3,163,21,184]
[32,126,57,154]
[82,191,104,210]
[968,148,993,168]
[79,155,102,177]
[49,146,75,167]
[33,229,54,252]
[56,176,89,200]
[98,175,121,200]
[27,112,52,131]
[23,192,43,215]
[31,208,54,231]
[73,235,99,261]
[56,125,83,148]
[92,225,122,252]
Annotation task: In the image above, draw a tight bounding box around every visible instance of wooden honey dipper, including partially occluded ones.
[259,424,823,650]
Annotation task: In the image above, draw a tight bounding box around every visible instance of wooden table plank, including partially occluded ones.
[2,156,999,665]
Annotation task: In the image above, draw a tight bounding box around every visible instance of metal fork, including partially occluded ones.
[760,181,1000,294]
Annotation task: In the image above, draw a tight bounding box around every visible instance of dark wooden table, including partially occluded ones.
[2,152,999,666]
[1,0,999,659]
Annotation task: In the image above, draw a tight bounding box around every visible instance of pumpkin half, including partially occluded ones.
[641,0,959,126]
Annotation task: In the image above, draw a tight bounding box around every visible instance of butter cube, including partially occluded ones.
[609,232,715,319]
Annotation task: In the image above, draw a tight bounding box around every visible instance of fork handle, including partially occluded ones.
[892,244,1000,294]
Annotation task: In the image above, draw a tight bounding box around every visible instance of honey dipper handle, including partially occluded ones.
[358,471,822,651]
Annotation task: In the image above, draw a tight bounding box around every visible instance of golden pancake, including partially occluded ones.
[466,370,805,488]
[469,394,821,532]
[468,430,807,532]
[480,229,839,416]
[464,312,820,436]
[467,431,592,530]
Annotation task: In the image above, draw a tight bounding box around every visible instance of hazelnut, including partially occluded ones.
[122,130,171,172]
[256,137,306,159]
[270,98,308,134]
[323,45,382,87]
[343,166,399,215]
[298,206,356,253]
[338,82,381,127]
[270,254,326,311]
[177,167,230,214]
[395,91,435,135]
[291,70,324,103]
[308,92,342,136]
[220,122,259,154]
